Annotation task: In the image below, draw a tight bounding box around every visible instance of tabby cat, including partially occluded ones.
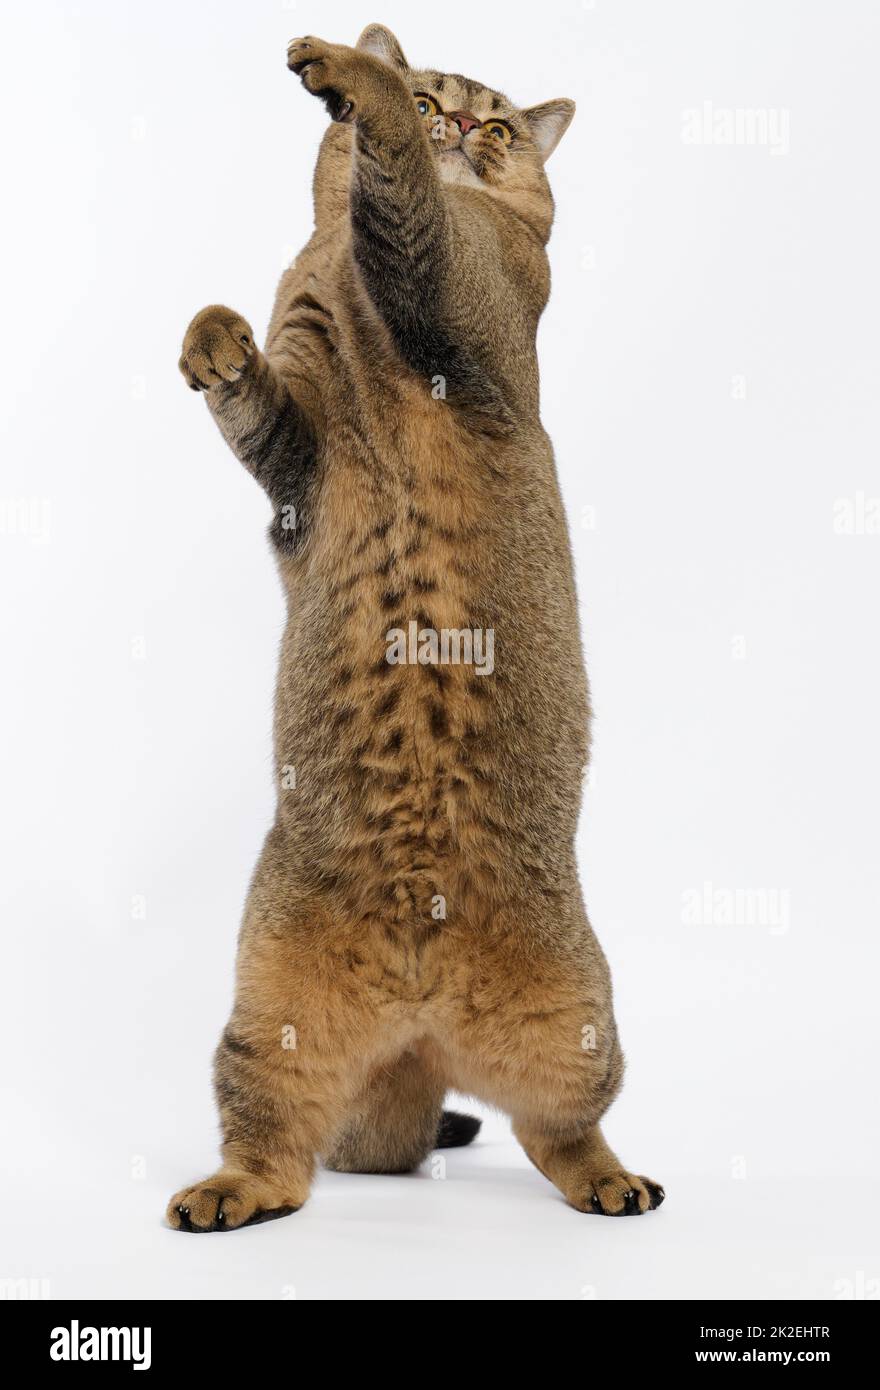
[167,24,664,1231]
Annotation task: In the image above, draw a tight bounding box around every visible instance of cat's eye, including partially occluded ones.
[484,120,513,145]
[414,93,439,118]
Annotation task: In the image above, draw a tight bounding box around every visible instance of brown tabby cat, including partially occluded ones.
[167,24,664,1232]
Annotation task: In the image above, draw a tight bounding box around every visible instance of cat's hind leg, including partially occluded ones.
[444,906,665,1216]
[514,1120,665,1216]
[166,1007,316,1233]
[166,887,400,1231]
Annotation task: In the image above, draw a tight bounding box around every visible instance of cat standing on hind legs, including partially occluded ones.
[167,24,664,1232]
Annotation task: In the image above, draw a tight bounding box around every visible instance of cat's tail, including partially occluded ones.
[436,1110,482,1149]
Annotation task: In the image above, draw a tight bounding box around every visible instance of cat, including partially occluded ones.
[167,24,664,1231]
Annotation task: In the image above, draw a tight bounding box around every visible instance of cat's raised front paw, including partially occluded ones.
[179,305,254,392]
[286,37,362,122]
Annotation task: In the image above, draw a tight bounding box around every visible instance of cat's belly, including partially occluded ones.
[276,593,504,922]
[271,401,586,923]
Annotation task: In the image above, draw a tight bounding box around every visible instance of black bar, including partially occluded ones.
[0,1300,874,1370]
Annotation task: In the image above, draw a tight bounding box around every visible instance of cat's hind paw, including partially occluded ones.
[166,1172,299,1232]
[582,1171,665,1216]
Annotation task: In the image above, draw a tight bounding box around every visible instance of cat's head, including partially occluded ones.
[357,24,575,195]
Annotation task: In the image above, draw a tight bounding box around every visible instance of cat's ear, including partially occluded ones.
[521,99,576,161]
[356,24,409,72]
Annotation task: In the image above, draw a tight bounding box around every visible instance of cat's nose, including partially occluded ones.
[449,111,481,136]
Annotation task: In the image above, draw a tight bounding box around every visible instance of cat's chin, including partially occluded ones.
[436,147,484,189]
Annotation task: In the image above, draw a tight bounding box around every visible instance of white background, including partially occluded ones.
[2,0,878,1300]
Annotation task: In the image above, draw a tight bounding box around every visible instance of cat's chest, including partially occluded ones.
[316,395,491,625]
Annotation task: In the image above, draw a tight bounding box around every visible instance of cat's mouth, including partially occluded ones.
[436,144,483,187]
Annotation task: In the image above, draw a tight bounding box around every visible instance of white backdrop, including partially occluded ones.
[2,0,878,1300]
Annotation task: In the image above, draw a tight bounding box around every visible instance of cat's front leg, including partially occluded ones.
[287,36,508,427]
[180,305,317,541]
